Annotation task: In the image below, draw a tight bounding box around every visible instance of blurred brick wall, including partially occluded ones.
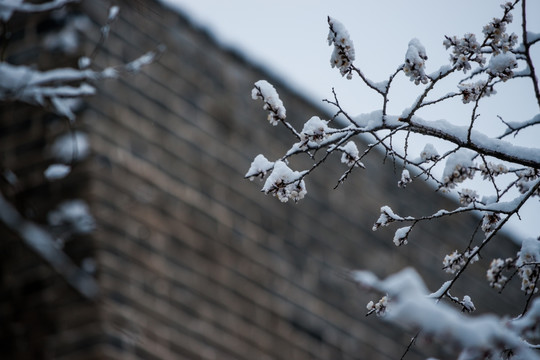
[0,1,524,359]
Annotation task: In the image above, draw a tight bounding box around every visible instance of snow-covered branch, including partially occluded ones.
[0,194,98,298]
[245,1,540,358]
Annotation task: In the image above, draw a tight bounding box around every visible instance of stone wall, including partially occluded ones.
[0,1,524,359]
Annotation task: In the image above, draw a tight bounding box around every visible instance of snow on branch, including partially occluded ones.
[245,1,540,357]
[0,193,98,299]
[352,268,540,359]
[0,0,79,22]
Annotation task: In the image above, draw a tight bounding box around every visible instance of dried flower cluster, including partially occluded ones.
[443,247,480,274]
[443,33,484,73]
[487,257,515,290]
[366,295,388,317]
[457,81,496,104]
[459,188,478,205]
[483,2,519,55]
[479,162,508,179]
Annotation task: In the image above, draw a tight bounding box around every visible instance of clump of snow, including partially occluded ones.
[78,56,91,69]
[125,48,163,73]
[251,80,286,125]
[0,0,79,22]
[245,154,274,181]
[404,38,429,85]
[339,141,362,167]
[457,80,495,104]
[398,169,411,188]
[51,131,90,163]
[299,116,331,148]
[481,212,501,234]
[487,52,517,81]
[108,5,119,21]
[373,206,403,231]
[352,268,538,359]
[327,16,355,79]
[516,238,540,294]
[44,163,71,180]
[510,297,540,341]
[419,143,439,163]
[261,161,306,203]
[441,150,475,189]
[393,226,411,246]
[48,199,95,235]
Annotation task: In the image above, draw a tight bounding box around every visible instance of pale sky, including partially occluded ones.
[162,0,539,240]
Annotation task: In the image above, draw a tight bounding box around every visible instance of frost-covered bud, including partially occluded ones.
[459,188,478,205]
[251,80,286,125]
[261,160,307,203]
[403,38,429,85]
[393,226,411,246]
[299,116,331,148]
[481,212,501,234]
[517,238,540,295]
[339,141,363,168]
[366,295,388,316]
[441,150,475,190]
[398,169,412,188]
[487,52,517,81]
[479,162,508,179]
[487,257,514,290]
[458,81,495,104]
[372,206,402,231]
[327,17,355,79]
[419,143,439,163]
[245,154,274,181]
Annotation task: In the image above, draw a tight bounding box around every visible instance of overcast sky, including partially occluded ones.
[161,0,539,240]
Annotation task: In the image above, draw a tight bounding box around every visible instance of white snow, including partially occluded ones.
[404,38,428,85]
[299,116,331,147]
[327,16,355,79]
[393,226,411,246]
[44,164,71,180]
[251,80,286,125]
[487,52,517,80]
[51,131,90,163]
[261,160,306,202]
[245,154,274,180]
[352,267,539,359]
[48,199,95,234]
[0,0,78,22]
